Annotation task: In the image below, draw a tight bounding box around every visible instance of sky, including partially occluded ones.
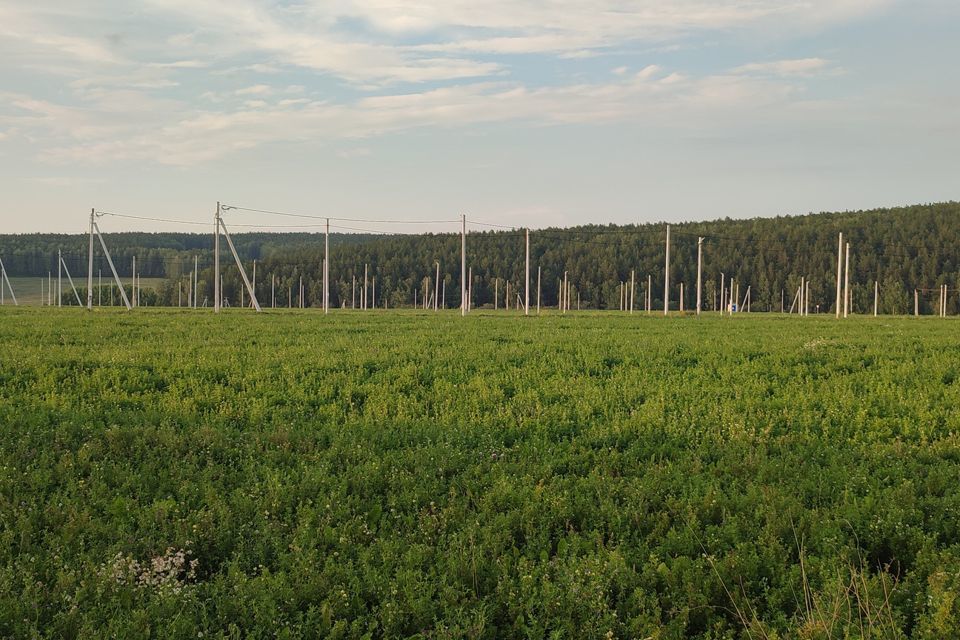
[1,0,958,234]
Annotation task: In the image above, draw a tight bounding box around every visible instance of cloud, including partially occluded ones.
[149,60,208,69]
[732,58,834,77]
[0,1,894,169]
[0,5,122,68]
[21,176,106,187]
[1,1,887,90]
[132,0,888,85]
[338,147,372,159]
[236,84,273,96]
[17,65,819,166]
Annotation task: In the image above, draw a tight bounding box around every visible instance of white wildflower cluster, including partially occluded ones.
[105,547,198,595]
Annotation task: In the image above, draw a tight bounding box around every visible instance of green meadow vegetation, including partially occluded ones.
[2,308,959,638]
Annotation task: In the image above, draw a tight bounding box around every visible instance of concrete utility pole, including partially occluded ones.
[537,266,541,314]
[696,237,703,316]
[835,232,843,318]
[799,277,805,316]
[720,272,725,314]
[214,202,221,314]
[525,229,530,315]
[843,242,850,318]
[874,280,879,317]
[194,255,198,308]
[324,218,329,314]
[647,274,652,314]
[563,271,568,314]
[251,260,257,308]
[664,224,670,315]
[131,256,137,306]
[461,214,467,316]
[87,208,94,310]
[434,261,440,312]
[0,259,17,306]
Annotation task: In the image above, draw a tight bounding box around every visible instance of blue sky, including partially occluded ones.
[1,0,958,234]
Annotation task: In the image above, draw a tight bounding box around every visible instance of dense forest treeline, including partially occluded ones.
[2,202,958,313]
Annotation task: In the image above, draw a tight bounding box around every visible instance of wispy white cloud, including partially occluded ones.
[0,1,885,89]
[20,176,106,187]
[9,65,821,166]
[0,0,892,170]
[338,147,372,159]
[236,84,273,96]
[732,58,834,77]
[149,60,209,69]
[0,5,123,69]
[134,0,890,84]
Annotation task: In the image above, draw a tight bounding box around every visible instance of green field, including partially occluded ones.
[2,309,959,638]
[1,277,170,307]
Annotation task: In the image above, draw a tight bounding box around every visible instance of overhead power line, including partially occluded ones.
[96,211,209,226]
[221,204,460,225]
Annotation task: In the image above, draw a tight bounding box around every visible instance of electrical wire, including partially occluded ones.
[95,211,210,227]
[221,204,459,225]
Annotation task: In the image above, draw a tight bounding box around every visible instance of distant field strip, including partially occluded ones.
[3,277,167,306]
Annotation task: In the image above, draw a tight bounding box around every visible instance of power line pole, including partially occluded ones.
[536,266,541,314]
[720,272,725,315]
[696,237,703,316]
[663,224,670,315]
[647,274,651,314]
[57,249,62,307]
[434,261,440,312]
[563,271,568,314]
[835,232,843,318]
[214,202,221,314]
[87,208,94,310]
[324,218,329,314]
[91,221,131,309]
[251,260,256,308]
[0,259,17,306]
[525,229,530,316]
[461,214,467,316]
[843,242,850,318]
